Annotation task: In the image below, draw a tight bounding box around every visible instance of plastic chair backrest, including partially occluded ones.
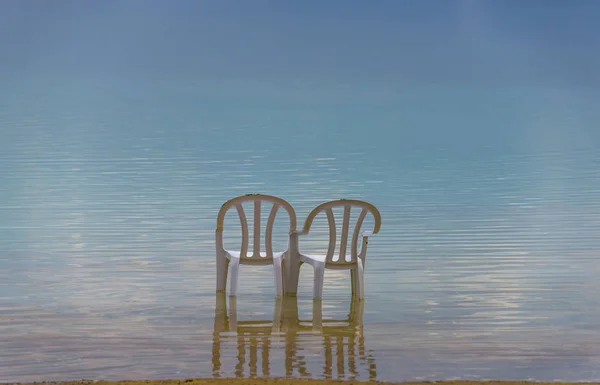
[216,194,297,261]
[301,199,381,265]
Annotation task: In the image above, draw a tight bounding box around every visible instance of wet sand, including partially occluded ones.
[4,380,600,385]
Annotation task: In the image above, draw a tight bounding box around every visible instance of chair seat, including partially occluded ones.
[298,253,359,269]
[225,250,286,265]
[299,253,326,263]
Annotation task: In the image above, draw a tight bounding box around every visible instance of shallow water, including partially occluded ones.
[1,76,600,382]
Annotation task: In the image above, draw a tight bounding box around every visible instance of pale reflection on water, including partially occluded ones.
[212,294,376,380]
[2,79,600,382]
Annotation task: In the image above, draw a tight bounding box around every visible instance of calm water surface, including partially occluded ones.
[1,76,600,382]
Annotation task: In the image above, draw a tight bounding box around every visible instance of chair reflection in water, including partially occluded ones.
[212,292,376,380]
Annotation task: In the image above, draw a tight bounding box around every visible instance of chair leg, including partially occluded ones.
[273,256,283,298]
[350,269,359,296]
[216,253,229,292]
[357,259,365,300]
[313,262,326,300]
[281,258,287,295]
[229,258,240,297]
[284,257,301,296]
[272,297,283,332]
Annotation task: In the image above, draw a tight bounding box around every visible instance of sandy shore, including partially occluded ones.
[3,380,600,385]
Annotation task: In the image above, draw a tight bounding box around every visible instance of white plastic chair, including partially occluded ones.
[285,199,381,300]
[216,194,297,298]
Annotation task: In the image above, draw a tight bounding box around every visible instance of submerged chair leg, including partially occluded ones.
[312,262,326,300]
[229,296,238,329]
[272,297,283,332]
[214,292,228,333]
[273,256,284,298]
[229,258,240,297]
[350,269,359,296]
[312,299,323,332]
[216,253,229,292]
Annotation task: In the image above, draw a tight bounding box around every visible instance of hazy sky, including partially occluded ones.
[1,0,599,86]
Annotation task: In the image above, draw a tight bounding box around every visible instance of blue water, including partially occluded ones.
[1,75,600,382]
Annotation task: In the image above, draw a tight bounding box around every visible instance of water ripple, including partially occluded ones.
[1,81,600,382]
